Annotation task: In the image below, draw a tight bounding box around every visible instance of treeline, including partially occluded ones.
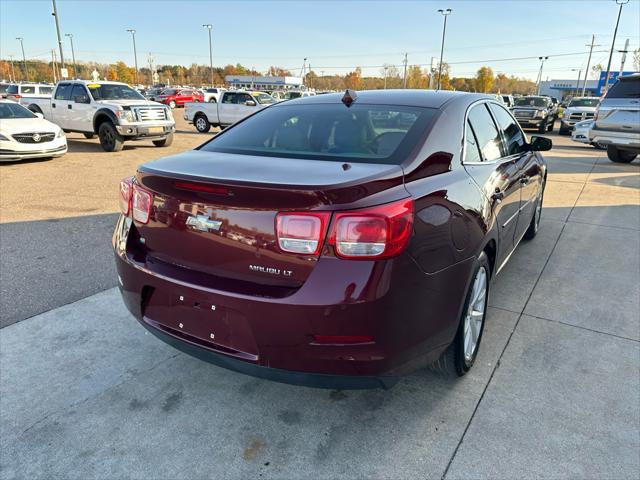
[0,59,537,94]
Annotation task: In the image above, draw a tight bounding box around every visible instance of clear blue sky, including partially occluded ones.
[1,0,639,81]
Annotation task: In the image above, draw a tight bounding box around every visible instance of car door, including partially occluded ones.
[488,102,542,242]
[52,82,73,128]
[463,102,522,268]
[235,93,257,123]
[68,84,94,132]
[179,90,192,106]
[218,92,238,125]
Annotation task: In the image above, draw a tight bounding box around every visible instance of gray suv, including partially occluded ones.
[589,74,639,163]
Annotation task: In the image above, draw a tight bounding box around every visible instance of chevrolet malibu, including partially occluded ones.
[114,90,550,389]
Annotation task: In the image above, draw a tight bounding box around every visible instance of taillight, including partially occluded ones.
[276,212,330,255]
[131,184,153,224]
[119,177,132,215]
[328,199,414,260]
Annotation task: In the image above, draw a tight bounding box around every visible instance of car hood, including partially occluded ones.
[95,99,164,108]
[564,106,597,114]
[512,106,547,111]
[0,117,61,135]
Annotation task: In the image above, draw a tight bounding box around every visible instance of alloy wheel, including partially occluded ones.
[196,117,207,131]
[463,266,487,362]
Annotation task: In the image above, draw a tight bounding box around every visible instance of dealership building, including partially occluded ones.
[225,75,304,91]
[539,71,638,99]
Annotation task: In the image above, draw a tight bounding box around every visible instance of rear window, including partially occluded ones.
[0,84,9,94]
[7,85,18,94]
[39,86,53,95]
[200,103,436,165]
[606,77,640,98]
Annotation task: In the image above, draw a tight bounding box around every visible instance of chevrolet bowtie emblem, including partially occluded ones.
[186,215,222,232]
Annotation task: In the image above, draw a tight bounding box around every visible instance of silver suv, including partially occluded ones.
[589,74,639,163]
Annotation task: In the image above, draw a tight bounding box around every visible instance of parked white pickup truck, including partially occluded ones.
[26,80,175,152]
[184,90,275,133]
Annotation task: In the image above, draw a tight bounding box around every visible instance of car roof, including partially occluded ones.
[66,80,128,86]
[279,89,490,109]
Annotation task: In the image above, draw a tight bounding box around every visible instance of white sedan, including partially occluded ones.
[570,119,605,150]
[0,100,67,161]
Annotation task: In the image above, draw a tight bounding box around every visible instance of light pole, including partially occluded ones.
[603,0,629,95]
[571,68,582,96]
[51,0,65,75]
[437,8,452,90]
[65,33,76,78]
[126,29,139,86]
[383,66,388,89]
[535,56,549,95]
[202,24,213,87]
[582,35,600,96]
[16,37,28,81]
[8,54,16,82]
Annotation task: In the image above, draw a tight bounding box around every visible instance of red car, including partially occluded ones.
[155,88,203,108]
[114,90,550,388]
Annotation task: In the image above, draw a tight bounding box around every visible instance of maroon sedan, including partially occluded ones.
[114,90,550,389]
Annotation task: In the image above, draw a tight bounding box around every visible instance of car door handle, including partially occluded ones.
[520,176,530,185]
[491,189,505,202]
[68,104,72,109]
[52,103,56,108]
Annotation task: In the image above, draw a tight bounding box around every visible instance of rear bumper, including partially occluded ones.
[589,128,640,151]
[113,215,473,388]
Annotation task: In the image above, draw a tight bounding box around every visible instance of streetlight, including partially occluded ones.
[436,8,452,90]
[7,54,16,82]
[535,56,549,95]
[571,68,582,96]
[126,29,139,86]
[65,33,76,78]
[383,65,388,89]
[602,0,629,95]
[16,37,28,81]
[202,24,213,87]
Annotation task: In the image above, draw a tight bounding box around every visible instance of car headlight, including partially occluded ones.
[563,111,571,119]
[165,107,173,120]
[56,128,65,138]
[0,133,9,141]
[534,110,545,119]
[116,109,135,122]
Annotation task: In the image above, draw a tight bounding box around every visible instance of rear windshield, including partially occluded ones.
[606,77,640,98]
[200,103,436,164]
[7,85,18,94]
[0,102,36,119]
[514,97,548,107]
[569,98,599,107]
[0,84,9,94]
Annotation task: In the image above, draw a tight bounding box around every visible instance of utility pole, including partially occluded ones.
[52,49,58,83]
[428,57,436,90]
[16,37,28,81]
[51,0,66,76]
[126,29,139,86]
[571,69,581,96]
[8,55,16,82]
[582,34,600,96]
[618,38,630,75]
[535,56,549,95]
[402,53,408,89]
[300,58,307,81]
[202,24,213,87]
[603,0,629,95]
[383,66,388,89]
[437,8,452,90]
[65,33,76,78]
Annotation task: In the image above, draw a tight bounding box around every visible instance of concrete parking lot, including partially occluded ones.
[1,118,639,479]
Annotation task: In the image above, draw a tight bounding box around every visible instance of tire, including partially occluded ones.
[194,114,211,133]
[98,122,124,152]
[28,105,43,115]
[169,100,176,109]
[524,178,545,240]
[83,133,96,139]
[607,145,637,163]
[538,119,547,134]
[558,124,569,135]
[546,120,554,132]
[433,252,490,377]
[153,132,174,147]
[208,97,217,103]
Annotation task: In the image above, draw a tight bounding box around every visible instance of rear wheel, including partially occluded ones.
[607,146,637,163]
[98,122,124,152]
[433,252,490,377]
[194,114,211,133]
[524,178,545,240]
[153,132,174,147]
[83,133,96,139]
[538,119,547,134]
[208,97,217,103]
[169,100,176,109]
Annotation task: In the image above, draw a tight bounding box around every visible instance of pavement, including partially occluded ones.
[1,122,639,479]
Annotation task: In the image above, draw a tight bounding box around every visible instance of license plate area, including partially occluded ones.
[144,288,258,358]
[146,126,164,134]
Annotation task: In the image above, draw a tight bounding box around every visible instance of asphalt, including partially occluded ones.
[1,129,639,479]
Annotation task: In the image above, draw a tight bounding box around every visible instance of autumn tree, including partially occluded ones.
[267,66,292,76]
[407,65,428,89]
[344,67,362,90]
[474,66,494,93]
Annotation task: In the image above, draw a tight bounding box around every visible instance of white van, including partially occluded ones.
[6,83,55,106]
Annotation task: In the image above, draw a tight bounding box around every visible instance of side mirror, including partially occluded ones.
[529,135,552,152]
[34,112,44,119]
[245,100,257,107]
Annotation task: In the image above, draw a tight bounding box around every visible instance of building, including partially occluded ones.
[538,78,599,99]
[225,75,304,91]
